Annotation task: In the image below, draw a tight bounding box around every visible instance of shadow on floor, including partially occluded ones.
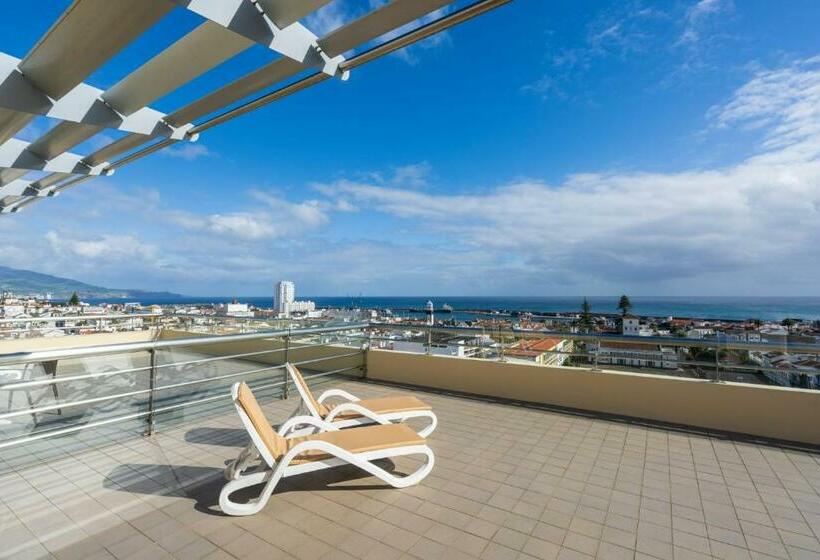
[104,459,400,516]
[184,426,247,447]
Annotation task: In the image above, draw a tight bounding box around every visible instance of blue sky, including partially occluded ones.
[2,0,820,297]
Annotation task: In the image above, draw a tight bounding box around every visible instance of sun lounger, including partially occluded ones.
[285,363,437,437]
[219,381,435,516]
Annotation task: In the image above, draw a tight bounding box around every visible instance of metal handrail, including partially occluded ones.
[0,366,361,450]
[0,323,368,366]
[0,313,161,325]
[0,350,363,421]
[0,335,364,390]
[372,322,820,354]
[0,323,368,449]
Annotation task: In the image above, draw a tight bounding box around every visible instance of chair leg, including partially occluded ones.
[43,361,61,415]
[219,469,283,516]
[25,390,37,426]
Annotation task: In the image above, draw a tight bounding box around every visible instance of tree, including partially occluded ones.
[68,291,80,306]
[781,318,797,334]
[579,298,593,332]
[617,294,632,317]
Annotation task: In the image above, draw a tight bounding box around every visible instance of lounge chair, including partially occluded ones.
[285,363,437,437]
[220,381,435,516]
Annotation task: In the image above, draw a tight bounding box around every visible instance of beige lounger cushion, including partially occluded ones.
[288,365,330,416]
[288,423,424,464]
[288,364,432,421]
[236,382,289,459]
[236,382,424,464]
[328,395,432,420]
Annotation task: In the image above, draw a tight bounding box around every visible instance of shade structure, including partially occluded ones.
[0,0,510,214]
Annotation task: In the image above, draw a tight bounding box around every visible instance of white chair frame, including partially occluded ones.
[287,363,438,437]
[219,383,435,517]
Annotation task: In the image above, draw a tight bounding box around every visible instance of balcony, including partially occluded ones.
[1,325,819,559]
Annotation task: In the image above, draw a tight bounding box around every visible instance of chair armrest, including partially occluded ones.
[278,415,339,436]
[325,402,390,425]
[317,388,360,404]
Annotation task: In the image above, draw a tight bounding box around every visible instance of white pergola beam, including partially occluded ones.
[102,22,253,116]
[256,0,334,28]
[18,0,172,100]
[167,0,451,127]
[0,53,195,139]
[0,138,110,176]
[319,0,451,56]
[0,178,59,197]
[173,0,344,77]
[0,0,497,215]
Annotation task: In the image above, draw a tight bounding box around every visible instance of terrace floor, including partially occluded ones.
[1,379,819,560]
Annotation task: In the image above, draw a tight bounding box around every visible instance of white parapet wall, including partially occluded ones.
[367,349,820,446]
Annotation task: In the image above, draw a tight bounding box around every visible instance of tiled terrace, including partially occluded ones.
[1,379,819,560]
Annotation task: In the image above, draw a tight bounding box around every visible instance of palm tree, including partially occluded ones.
[781,318,796,334]
[579,298,593,332]
[617,295,632,317]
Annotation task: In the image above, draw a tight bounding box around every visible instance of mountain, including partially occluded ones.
[0,265,182,299]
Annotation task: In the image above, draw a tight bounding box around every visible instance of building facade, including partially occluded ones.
[591,341,678,369]
[505,337,574,367]
[275,281,295,316]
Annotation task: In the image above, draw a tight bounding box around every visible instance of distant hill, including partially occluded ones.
[0,265,182,299]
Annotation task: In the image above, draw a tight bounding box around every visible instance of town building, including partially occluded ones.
[591,341,678,369]
[274,280,315,317]
[505,337,573,366]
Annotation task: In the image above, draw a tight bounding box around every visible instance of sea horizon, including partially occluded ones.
[78,295,820,322]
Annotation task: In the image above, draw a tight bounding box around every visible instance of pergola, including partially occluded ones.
[0,0,508,214]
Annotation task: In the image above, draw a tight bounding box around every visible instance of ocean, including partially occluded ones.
[82,296,820,322]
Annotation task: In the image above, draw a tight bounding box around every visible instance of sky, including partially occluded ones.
[1,0,820,297]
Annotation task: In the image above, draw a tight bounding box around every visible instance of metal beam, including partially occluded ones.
[1,0,510,214]
[19,0,172,100]
[256,0,334,28]
[0,53,195,139]
[167,0,451,127]
[173,0,345,77]
[102,22,252,116]
[0,138,110,175]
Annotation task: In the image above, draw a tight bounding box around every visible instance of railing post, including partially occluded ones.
[591,336,601,372]
[714,346,720,382]
[281,329,290,399]
[145,348,157,436]
[363,328,372,379]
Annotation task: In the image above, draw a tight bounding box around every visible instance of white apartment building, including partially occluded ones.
[274,280,315,317]
[392,340,482,358]
[622,315,653,336]
[275,281,295,315]
[591,341,678,369]
[224,302,253,318]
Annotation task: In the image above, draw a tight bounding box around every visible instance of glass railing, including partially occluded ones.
[0,323,368,470]
[368,323,820,390]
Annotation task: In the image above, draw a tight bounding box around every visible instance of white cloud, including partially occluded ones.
[166,190,334,241]
[304,1,356,37]
[318,56,820,290]
[161,144,215,161]
[677,0,731,46]
[206,214,278,240]
[4,57,820,296]
[45,231,156,261]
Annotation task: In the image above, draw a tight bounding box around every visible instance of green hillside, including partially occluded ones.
[0,265,181,299]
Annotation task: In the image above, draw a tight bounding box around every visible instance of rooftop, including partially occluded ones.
[3,378,819,560]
